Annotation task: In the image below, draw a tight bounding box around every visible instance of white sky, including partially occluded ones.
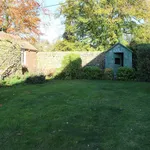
[39,0,65,44]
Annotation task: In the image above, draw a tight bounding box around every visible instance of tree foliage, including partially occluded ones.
[34,40,53,52]
[0,0,41,41]
[60,0,150,49]
[133,24,150,44]
[52,40,96,51]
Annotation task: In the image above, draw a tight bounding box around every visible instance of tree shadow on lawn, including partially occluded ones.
[48,105,128,150]
[0,74,48,88]
[0,58,81,87]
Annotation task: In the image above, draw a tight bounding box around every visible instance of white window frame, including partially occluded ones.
[21,49,26,65]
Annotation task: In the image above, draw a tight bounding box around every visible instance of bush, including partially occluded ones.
[104,68,114,80]
[22,66,28,74]
[136,44,150,82]
[25,75,46,84]
[0,80,5,87]
[3,75,23,85]
[0,73,34,86]
[117,67,135,81]
[81,66,103,79]
[54,53,82,79]
[53,68,66,79]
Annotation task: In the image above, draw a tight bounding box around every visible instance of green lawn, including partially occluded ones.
[0,80,150,150]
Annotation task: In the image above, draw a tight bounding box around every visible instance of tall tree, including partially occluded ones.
[60,0,150,50]
[0,0,41,41]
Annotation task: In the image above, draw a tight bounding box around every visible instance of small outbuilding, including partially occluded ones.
[105,43,132,73]
[20,41,37,73]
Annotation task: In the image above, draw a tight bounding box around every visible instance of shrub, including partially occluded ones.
[55,53,82,79]
[53,68,66,79]
[81,66,103,79]
[4,75,23,85]
[136,44,150,82]
[0,80,5,87]
[104,68,114,80]
[117,67,135,81]
[22,66,28,74]
[25,75,46,84]
[0,73,34,86]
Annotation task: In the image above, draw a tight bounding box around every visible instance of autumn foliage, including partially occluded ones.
[0,0,41,40]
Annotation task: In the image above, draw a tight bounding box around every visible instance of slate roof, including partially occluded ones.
[105,43,132,53]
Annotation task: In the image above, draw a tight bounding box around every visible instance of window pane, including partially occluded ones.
[115,58,120,64]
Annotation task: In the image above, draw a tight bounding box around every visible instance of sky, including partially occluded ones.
[40,0,65,43]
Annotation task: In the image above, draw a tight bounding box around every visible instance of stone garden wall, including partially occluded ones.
[37,51,105,74]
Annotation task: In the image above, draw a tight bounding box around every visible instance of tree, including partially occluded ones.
[132,24,150,44]
[60,0,150,50]
[34,40,53,52]
[0,0,41,41]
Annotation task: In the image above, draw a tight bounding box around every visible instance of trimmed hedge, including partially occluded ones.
[54,53,82,79]
[104,68,114,80]
[81,66,103,79]
[117,67,135,81]
[136,45,150,81]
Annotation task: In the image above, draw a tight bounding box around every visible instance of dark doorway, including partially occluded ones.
[114,53,124,66]
[114,53,124,74]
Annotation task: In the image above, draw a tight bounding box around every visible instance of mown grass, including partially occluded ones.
[0,80,150,150]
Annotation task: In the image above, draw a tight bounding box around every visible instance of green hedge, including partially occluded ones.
[104,68,114,80]
[136,44,150,82]
[117,67,135,81]
[80,66,103,79]
[54,53,82,79]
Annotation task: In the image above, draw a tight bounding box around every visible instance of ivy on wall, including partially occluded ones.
[0,40,21,79]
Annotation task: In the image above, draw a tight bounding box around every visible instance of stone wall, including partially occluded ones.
[37,51,105,74]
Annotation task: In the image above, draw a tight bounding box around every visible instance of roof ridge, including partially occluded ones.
[0,32,37,51]
[105,43,132,53]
